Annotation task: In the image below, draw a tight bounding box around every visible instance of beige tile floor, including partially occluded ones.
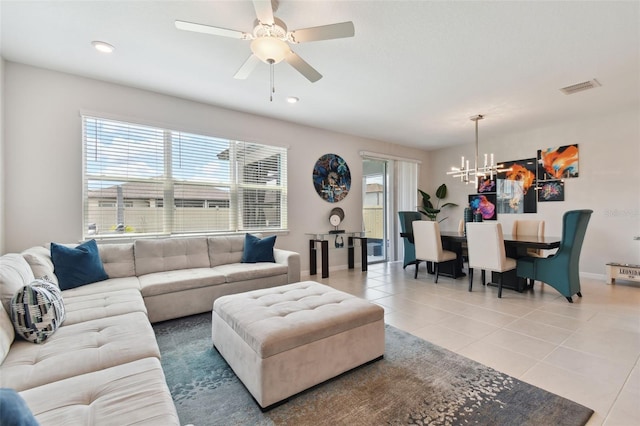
[304,262,640,426]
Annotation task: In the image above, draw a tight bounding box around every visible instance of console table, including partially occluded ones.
[306,231,368,278]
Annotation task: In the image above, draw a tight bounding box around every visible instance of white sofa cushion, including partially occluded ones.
[63,288,147,325]
[98,243,136,278]
[0,254,35,314]
[139,268,226,297]
[0,302,15,364]
[20,358,180,425]
[21,246,58,286]
[61,276,141,297]
[135,237,210,275]
[0,311,160,391]
[212,262,288,283]
[208,235,247,266]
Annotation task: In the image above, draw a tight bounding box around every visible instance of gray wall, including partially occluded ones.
[2,62,430,273]
[427,108,640,277]
[4,61,639,277]
[0,58,4,254]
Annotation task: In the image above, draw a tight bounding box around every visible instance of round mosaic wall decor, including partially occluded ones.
[312,154,351,203]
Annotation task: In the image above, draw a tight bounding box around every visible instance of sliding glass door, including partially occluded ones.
[362,158,389,263]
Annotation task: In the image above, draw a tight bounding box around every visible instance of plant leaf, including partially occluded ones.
[440,202,458,208]
[418,210,437,221]
[423,207,441,215]
[435,184,447,199]
[418,189,431,201]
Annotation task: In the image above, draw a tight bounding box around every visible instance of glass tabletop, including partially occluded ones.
[305,231,366,240]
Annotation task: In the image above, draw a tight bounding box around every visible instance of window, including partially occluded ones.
[83,115,287,238]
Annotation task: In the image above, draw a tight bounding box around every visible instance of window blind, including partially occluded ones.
[82,115,287,238]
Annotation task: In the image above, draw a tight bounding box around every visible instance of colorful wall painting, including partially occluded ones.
[477,177,496,193]
[538,180,565,202]
[497,158,537,214]
[537,144,579,180]
[312,153,351,203]
[468,194,497,221]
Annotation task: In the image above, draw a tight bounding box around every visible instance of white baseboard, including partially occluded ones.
[581,271,605,281]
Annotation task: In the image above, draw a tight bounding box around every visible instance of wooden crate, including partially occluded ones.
[606,263,640,284]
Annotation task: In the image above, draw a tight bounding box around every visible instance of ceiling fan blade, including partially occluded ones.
[285,50,322,83]
[175,20,248,39]
[289,21,355,43]
[253,0,274,25]
[234,54,262,80]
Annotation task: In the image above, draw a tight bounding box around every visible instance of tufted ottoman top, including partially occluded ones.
[213,281,384,358]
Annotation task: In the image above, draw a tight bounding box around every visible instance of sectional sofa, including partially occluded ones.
[0,235,301,424]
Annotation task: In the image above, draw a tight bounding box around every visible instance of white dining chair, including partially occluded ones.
[413,220,457,283]
[512,220,545,257]
[466,222,517,298]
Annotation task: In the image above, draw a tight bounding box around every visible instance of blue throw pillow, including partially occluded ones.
[241,234,276,263]
[0,388,39,426]
[51,240,108,291]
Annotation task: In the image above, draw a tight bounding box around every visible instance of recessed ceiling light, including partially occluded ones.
[287,97,299,104]
[91,41,115,54]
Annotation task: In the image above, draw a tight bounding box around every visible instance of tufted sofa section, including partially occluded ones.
[0,251,178,425]
[0,234,300,425]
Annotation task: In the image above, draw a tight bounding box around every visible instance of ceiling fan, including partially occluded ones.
[175,0,354,86]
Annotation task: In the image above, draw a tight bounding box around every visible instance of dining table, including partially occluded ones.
[403,230,562,292]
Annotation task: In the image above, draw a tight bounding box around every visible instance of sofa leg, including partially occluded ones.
[414,261,419,279]
[577,292,583,297]
[566,296,573,303]
[468,268,474,292]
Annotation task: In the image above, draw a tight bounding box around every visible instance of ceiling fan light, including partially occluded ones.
[251,37,289,64]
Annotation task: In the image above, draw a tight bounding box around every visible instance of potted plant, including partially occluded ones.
[418,184,458,222]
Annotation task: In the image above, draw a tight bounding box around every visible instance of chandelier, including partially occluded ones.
[447,115,510,184]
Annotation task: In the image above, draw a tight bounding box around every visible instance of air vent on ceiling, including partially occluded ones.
[560,79,601,95]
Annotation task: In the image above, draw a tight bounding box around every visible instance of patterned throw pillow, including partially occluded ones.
[10,278,66,344]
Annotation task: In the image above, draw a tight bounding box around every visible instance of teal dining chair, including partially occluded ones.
[398,211,422,269]
[516,209,593,303]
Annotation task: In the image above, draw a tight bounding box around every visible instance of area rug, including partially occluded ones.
[153,313,593,426]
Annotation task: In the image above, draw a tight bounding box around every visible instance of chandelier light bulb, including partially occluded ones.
[447,114,510,184]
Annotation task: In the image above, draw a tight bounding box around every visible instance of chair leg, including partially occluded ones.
[468,268,474,292]
[577,292,582,297]
[566,296,573,303]
[481,270,486,286]
[497,273,503,298]
[434,263,439,284]
[414,261,420,279]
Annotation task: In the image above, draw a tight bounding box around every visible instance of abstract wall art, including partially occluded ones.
[537,144,579,180]
[312,153,351,203]
[497,158,537,214]
[468,193,497,221]
[477,177,496,193]
[537,180,565,202]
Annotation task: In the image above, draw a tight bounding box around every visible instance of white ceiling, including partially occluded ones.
[1,0,638,149]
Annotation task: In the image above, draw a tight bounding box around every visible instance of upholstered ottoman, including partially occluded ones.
[211,281,385,409]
